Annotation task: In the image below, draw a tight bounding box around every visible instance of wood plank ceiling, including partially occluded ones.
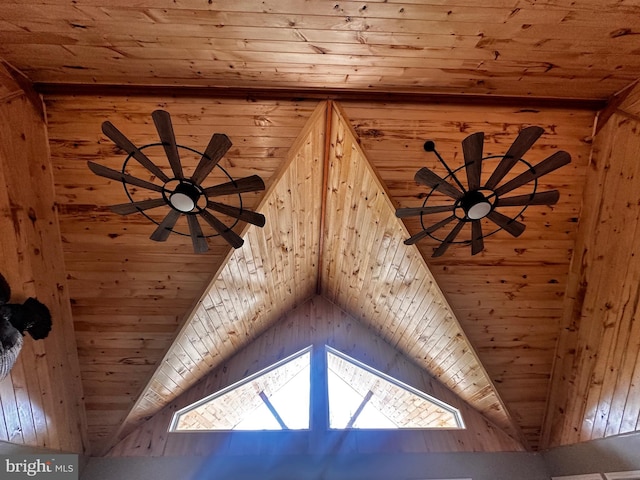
[0,1,639,99]
[0,0,639,458]
[117,101,523,452]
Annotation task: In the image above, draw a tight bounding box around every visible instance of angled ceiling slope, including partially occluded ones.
[108,101,523,452]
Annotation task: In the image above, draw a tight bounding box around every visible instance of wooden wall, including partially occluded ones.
[340,100,596,449]
[44,93,317,452]
[109,296,523,457]
[0,64,88,453]
[116,102,326,445]
[322,103,522,444]
[542,82,640,447]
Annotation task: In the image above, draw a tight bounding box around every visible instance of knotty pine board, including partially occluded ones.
[1,1,639,98]
[45,94,319,452]
[0,90,88,453]
[340,100,595,450]
[106,102,327,453]
[542,108,640,447]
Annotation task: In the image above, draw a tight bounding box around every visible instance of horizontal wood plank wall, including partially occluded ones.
[1,2,640,99]
[44,94,318,453]
[542,84,640,447]
[0,75,88,453]
[339,101,596,450]
[108,295,523,457]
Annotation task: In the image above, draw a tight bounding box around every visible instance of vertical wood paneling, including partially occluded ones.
[109,296,523,457]
[0,76,88,453]
[542,96,640,447]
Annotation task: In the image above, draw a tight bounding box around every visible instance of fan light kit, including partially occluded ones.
[397,127,571,257]
[88,110,266,253]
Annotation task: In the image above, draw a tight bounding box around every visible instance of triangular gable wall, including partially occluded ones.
[109,296,523,457]
[114,100,523,453]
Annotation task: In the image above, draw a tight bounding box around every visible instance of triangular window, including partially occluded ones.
[170,345,464,432]
[327,347,464,429]
[170,347,311,431]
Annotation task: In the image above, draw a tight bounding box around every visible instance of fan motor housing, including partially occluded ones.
[460,190,493,220]
[169,181,202,213]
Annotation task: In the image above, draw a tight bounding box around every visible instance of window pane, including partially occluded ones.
[172,348,311,431]
[327,348,463,430]
[268,363,310,429]
[327,368,369,428]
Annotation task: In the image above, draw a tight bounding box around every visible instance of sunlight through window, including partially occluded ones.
[327,347,464,429]
[170,345,464,432]
[171,347,311,431]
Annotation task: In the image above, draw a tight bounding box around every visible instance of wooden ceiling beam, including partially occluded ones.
[35,83,605,111]
[0,60,45,122]
[594,79,640,135]
[316,100,332,295]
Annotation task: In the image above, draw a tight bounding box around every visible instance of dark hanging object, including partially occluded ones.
[396,127,570,257]
[88,110,266,253]
[0,273,52,380]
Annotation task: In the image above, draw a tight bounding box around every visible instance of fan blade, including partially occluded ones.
[487,210,526,237]
[433,220,465,257]
[485,126,545,190]
[207,201,266,227]
[110,198,166,215]
[415,167,463,200]
[395,204,454,218]
[152,110,183,179]
[88,161,164,193]
[186,214,208,253]
[203,175,266,197]
[191,134,233,185]
[200,210,244,249]
[403,215,457,245]
[102,121,170,183]
[494,151,571,197]
[150,209,181,242]
[471,220,484,255]
[462,132,484,190]
[495,190,560,207]
[404,229,430,246]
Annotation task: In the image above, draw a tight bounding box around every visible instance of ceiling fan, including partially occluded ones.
[88,110,266,253]
[396,126,571,257]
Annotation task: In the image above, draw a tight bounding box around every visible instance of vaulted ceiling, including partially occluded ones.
[1,0,640,459]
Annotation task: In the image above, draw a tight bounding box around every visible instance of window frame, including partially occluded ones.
[168,344,465,433]
[169,345,313,432]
